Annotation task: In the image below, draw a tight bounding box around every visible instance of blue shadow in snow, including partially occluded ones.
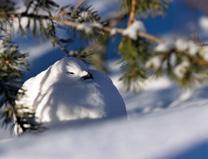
[127,86,181,115]
[193,86,208,100]
[164,141,208,159]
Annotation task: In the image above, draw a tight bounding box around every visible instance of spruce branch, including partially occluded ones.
[5,11,162,43]
[0,37,43,135]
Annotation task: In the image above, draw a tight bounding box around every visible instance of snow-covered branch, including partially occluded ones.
[8,11,163,43]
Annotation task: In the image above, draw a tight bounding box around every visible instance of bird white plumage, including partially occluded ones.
[16,57,127,124]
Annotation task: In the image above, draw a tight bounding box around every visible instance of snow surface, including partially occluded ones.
[1,85,208,159]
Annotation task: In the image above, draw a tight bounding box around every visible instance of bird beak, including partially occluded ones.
[81,72,93,80]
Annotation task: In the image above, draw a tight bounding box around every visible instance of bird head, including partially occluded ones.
[61,57,93,81]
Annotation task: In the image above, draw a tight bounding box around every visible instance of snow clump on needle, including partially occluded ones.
[145,56,161,70]
[199,16,208,32]
[123,20,146,40]
[200,46,208,61]
[154,38,200,56]
[77,23,93,34]
[175,39,199,56]
[154,40,175,52]
[174,60,190,79]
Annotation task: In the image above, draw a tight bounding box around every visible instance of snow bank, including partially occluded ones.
[1,103,208,159]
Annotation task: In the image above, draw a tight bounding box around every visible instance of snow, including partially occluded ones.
[199,16,208,33]
[175,38,189,52]
[173,39,200,56]
[123,21,146,40]
[187,41,200,56]
[1,98,208,159]
[77,23,93,34]
[155,40,175,52]
[145,56,161,70]
[200,46,208,61]
[173,60,190,79]
[155,38,200,57]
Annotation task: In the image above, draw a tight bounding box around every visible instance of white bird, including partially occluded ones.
[16,57,127,125]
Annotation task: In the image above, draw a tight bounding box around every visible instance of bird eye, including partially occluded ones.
[67,71,75,75]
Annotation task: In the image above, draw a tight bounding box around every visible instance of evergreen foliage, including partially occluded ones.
[0,37,27,131]
[122,0,170,16]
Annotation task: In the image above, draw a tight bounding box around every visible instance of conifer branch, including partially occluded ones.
[7,12,163,44]
[10,12,208,68]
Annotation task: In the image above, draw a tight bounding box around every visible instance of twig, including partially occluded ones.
[59,18,163,43]
[128,0,138,26]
